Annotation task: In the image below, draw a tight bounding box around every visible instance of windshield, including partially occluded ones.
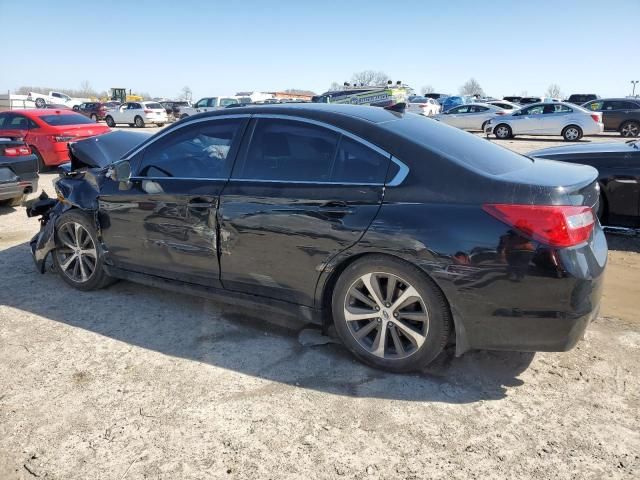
[219,98,239,107]
[39,114,95,126]
[144,102,164,110]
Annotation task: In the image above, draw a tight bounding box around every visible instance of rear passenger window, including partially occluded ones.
[332,136,389,184]
[235,119,339,182]
[139,119,243,179]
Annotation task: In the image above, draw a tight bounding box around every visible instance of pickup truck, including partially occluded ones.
[177,97,239,118]
[28,91,89,109]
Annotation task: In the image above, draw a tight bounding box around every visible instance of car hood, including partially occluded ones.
[528,141,636,158]
[68,130,152,169]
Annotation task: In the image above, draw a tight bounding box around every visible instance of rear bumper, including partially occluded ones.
[0,174,38,201]
[144,116,168,124]
[431,226,608,354]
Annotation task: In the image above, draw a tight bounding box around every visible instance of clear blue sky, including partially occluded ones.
[1,0,638,99]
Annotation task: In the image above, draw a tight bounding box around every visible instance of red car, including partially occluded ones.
[0,110,110,169]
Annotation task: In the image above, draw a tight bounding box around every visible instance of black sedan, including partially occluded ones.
[27,104,607,372]
[530,140,640,228]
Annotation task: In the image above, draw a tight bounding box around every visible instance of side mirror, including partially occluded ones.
[107,161,131,182]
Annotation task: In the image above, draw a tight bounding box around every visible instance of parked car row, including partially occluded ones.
[0,110,110,169]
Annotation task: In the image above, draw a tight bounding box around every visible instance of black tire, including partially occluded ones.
[331,255,451,372]
[596,188,607,223]
[156,123,165,127]
[134,116,145,128]
[562,125,582,142]
[52,210,115,291]
[35,98,46,108]
[494,123,512,139]
[31,147,47,172]
[481,121,489,133]
[90,113,98,122]
[105,116,115,127]
[2,194,25,207]
[619,121,639,138]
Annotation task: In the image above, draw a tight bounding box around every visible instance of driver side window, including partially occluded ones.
[137,119,244,179]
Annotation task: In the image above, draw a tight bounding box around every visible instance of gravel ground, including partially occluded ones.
[1,129,639,479]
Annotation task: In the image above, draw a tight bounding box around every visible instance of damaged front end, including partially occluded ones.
[26,130,150,273]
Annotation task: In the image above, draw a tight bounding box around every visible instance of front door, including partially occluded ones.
[218,116,391,306]
[99,117,248,287]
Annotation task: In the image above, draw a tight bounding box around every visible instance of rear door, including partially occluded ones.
[99,116,248,286]
[218,116,393,306]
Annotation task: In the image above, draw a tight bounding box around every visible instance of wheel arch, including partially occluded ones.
[318,251,464,353]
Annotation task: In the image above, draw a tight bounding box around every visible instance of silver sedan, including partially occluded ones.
[433,103,508,131]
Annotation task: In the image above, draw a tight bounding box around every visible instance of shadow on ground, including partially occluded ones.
[0,241,534,404]
[605,232,640,253]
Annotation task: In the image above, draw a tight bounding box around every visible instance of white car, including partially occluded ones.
[485,102,604,141]
[433,103,508,131]
[104,101,168,128]
[28,91,88,109]
[407,96,441,116]
[178,96,240,118]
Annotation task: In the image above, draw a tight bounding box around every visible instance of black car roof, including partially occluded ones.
[182,103,405,124]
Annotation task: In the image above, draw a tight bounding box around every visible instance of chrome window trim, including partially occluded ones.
[124,112,410,187]
[388,156,409,187]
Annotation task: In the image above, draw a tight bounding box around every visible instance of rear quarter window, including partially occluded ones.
[386,116,533,176]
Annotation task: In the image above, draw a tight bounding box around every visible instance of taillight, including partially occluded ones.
[53,135,74,142]
[495,111,505,115]
[483,204,595,247]
[3,145,32,156]
[590,114,601,123]
[144,109,152,113]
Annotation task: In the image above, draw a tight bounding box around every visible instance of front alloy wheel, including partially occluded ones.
[620,121,639,137]
[494,124,512,139]
[344,272,429,359]
[55,221,98,283]
[52,211,114,291]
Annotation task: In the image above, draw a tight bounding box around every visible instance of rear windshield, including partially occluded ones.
[144,103,164,109]
[39,114,95,126]
[387,115,533,175]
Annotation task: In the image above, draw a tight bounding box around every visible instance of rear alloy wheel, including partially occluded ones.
[494,124,512,139]
[53,211,114,291]
[105,116,115,127]
[332,256,450,372]
[562,125,582,142]
[620,121,639,138]
[35,98,46,108]
[134,116,145,128]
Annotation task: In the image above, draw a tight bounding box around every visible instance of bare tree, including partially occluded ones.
[421,85,435,95]
[459,78,485,97]
[350,70,389,87]
[79,80,93,97]
[545,83,562,99]
[328,82,343,91]
[520,90,528,97]
[180,86,192,102]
